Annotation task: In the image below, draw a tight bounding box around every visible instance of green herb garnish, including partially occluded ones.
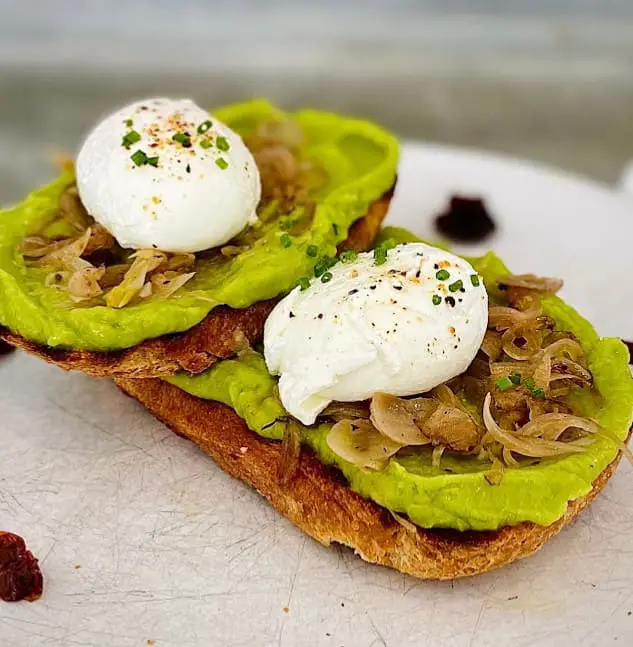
[510,373,522,385]
[172,132,192,147]
[332,223,339,236]
[339,249,358,264]
[448,279,463,293]
[280,233,292,248]
[524,377,536,391]
[216,136,230,152]
[496,376,513,391]
[374,246,388,266]
[216,157,229,170]
[321,272,333,284]
[298,276,310,291]
[432,294,442,306]
[197,120,213,134]
[124,118,133,128]
[147,156,159,167]
[121,130,141,149]
[314,256,337,278]
[470,274,480,287]
[306,244,318,258]
[200,138,212,150]
[130,150,149,166]
[436,269,450,281]
[532,388,546,399]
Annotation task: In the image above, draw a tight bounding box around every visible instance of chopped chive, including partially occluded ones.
[321,271,333,283]
[436,269,450,281]
[298,276,310,291]
[314,256,337,277]
[382,238,396,250]
[280,233,292,248]
[510,373,522,385]
[121,130,141,149]
[197,119,213,134]
[524,377,536,391]
[495,376,513,391]
[448,279,463,293]
[306,244,318,258]
[172,132,192,147]
[339,249,358,264]
[130,149,148,166]
[216,135,230,152]
[532,388,546,399]
[147,156,159,167]
[124,118,133,128]
[200,138,212,149]
[332,223,339,235]
[279,219,292,231]
[374,246,388,266]
[432,294,442,306]
[470,274,480,287]
[215,157,228,170]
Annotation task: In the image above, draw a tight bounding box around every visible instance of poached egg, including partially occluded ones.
[76,98,260,253]
[264,242,488,425]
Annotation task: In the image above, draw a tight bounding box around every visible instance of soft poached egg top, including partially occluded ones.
[264,243,488,425]
[76,97,261,253]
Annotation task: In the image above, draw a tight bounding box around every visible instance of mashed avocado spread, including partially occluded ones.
[0,100,398,351]
[167,228,633,531]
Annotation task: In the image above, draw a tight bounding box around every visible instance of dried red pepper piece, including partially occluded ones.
[0,531,43,602]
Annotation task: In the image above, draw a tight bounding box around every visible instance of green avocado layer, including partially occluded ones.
[0,100,398,351]
[167,234,633,531]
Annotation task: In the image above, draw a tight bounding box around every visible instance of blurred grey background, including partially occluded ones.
[1,0,633,203]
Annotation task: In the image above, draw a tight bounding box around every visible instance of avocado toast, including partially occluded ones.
[0,100,397,377]
[116,229,633,579]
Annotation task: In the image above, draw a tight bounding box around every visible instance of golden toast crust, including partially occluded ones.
[114,376,623,580]
[1,186,394,377]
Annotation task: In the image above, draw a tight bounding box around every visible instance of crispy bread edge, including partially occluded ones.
[114,376,623,580]
[0,185,394,377]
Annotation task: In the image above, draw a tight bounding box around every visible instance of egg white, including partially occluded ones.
[76,97,260,253]
[264,243,488,425]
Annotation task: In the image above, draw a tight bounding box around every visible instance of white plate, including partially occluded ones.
[388,143,633,339]
[1,144,632,647]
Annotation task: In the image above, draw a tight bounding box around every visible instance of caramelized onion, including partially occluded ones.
[431,445,445,468]
[150,271,195,300]
[483,393,588,458]
[326,419,402,470]
[518,413,599,440]
[34,228,92,272]
[321,401,370,421]
[390,511,418,533]
[499,274,563,294]
[502,324,543,361]
[422,406,480,452]
[488,306,538,331]
[370,392,431,445]
[105,250,166,308]
[279,420,301,485]
[67,266,105,302]
[58,186,91,232]
[83,223,114,255]
[44,270,69,289]
[21,236,69,258]
[100,264,131,288]
[542,338,586,365]
[481,330,503,362]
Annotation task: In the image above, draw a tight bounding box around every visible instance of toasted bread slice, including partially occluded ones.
[0,186,394,378]
[114,376,624,580]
